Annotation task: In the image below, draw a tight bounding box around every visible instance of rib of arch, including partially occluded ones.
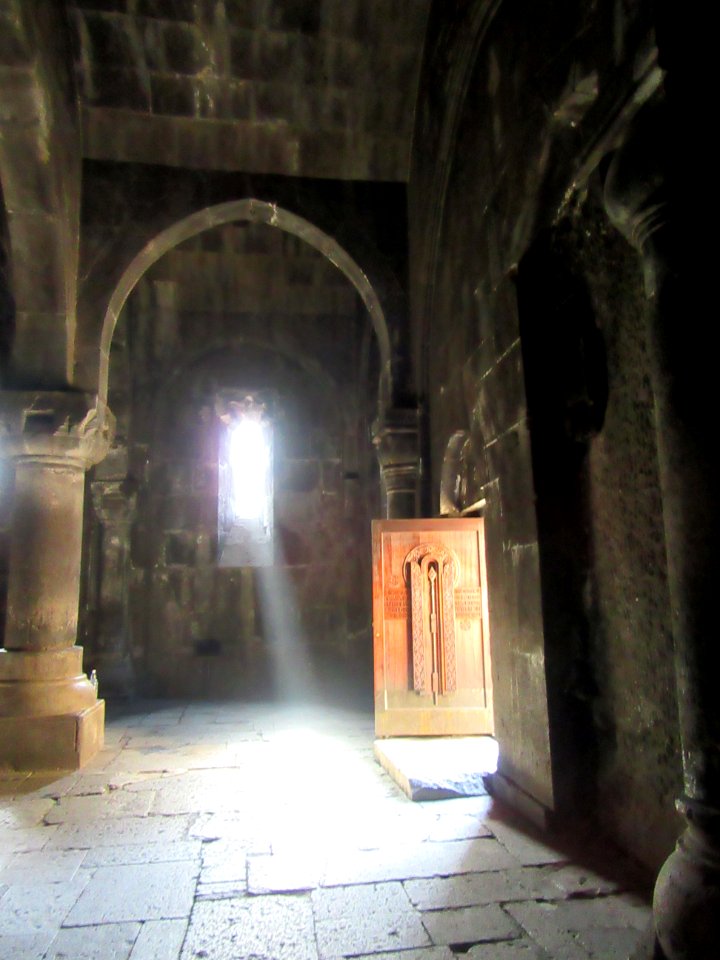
[97,199,393,410]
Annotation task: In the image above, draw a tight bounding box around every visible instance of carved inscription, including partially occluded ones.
[384,589,408,619]
[454,588,483,619]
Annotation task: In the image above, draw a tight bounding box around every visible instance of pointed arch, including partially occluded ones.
[97,199,392,409]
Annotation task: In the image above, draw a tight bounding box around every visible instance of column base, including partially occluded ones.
[0,646,105,770]
[0,646,99,715]
[653,799,720,960]
[0,700,105,771]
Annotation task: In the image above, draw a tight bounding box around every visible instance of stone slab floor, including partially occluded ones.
[1,700,653,960]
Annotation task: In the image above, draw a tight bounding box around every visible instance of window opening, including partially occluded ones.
[216,393,273,567]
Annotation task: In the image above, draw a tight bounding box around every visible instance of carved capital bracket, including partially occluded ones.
[0,391,115,470]
[603,97,672,297]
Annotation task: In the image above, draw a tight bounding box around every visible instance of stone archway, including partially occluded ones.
[96,200,393,413]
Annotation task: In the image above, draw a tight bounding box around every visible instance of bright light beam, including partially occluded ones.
[229,419,270,520]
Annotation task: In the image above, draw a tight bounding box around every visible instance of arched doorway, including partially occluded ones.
[82,216,387,703]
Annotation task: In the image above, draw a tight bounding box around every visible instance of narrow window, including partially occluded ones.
[217,396,273,567]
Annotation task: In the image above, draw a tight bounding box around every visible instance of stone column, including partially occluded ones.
[0,392,114,770]
[89,479,137,698]
[605,100,720,959]
[372,408,420,519]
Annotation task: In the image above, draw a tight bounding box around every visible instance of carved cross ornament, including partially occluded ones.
[403,542,459,698]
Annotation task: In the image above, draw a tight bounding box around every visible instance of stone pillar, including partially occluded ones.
[0,392,114,770]
[372,408,420,519]
[89,479,137,698]
[605,101,720,959]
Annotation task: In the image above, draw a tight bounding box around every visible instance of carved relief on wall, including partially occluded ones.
[402,542,460,700]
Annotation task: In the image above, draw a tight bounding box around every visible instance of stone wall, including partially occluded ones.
[75,161,409,401]
[0,0,82,386]
[80,222,380,701]
[70,0,430,180]
[566,196,682,868]
[408,0,678,868]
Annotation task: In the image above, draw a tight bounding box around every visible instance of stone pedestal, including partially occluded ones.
[372,408,420,519]
[0,392,114,770]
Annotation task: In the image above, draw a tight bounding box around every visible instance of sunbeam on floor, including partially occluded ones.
[1,700,652,960]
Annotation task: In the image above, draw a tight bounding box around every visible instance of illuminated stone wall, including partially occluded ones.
[80,222,380,700]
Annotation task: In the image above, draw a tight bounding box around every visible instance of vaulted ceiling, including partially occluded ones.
[68,0,431,181]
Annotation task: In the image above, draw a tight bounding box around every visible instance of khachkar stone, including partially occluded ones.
[604,98,719,960]
[0,391,114,770]
[372,408,420,519]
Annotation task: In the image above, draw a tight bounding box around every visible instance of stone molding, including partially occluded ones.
[0,391,115,468]
[371,408,420,473]
[372,408,421,518]
[378,463,421,497]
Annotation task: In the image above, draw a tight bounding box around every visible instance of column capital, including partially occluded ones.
[372,407,421,518]
[602,97,675,298]
[0,391,115,469]
[371,407,420,469]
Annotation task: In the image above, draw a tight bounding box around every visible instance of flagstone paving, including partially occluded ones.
[1,700,653,959]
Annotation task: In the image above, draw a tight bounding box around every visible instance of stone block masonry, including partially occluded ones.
[1,700,651,959]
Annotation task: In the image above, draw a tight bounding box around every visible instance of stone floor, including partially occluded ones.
[1,699,654,960]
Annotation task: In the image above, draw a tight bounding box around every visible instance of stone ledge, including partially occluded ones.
[374,736,498,802]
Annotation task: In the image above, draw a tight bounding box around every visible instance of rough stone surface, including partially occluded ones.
[312,881,430,957]
[0,878,91,934]
[0,7,693,931]
[45,814,194,850]
[375,737,497,801]
[408,0,681,877]
[352,951,454,960]
[405,868,560,910]
[77,213,393,703]
[64,860,198,925]
[45,922,140,960]
[482,814,570,866]
[83,841,202,867]
[180,894,318,960]
[248,850,323,893]
[127,919,188,960]
[0,701,653,960]
[0,849,86,884]
[322,837,520,886]
[466,942,550,959]
[70,2,431,180]
[0,931,57,960]
[43,791,152,824]
[421,903,521,947]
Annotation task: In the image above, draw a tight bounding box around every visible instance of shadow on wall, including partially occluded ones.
[516,223,608,814]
